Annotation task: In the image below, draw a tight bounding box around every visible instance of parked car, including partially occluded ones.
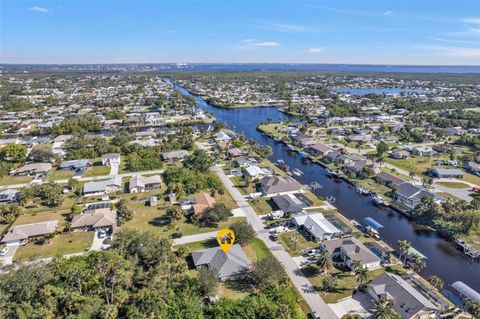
[170,232,183,239]
[310,311,321,319]
[98,229,107,239]
[0,246,9,256]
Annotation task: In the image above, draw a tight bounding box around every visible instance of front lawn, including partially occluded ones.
[436,181,470,189]
[250,197,274,215]
[302,264,407,303]
[83,163,110,177]
[47,168,74,181]
[231,176,256,195]
[278,230,318,256]
[0,175,33,186]
[14,231,94,261]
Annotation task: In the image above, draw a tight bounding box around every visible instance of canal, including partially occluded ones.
[171,80,480,292]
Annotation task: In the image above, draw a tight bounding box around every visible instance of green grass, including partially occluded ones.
[355,178,392,197]
[123,197,245,238]
[463,172,480,186]
[0,175,33,186]
[436,181,470,189]
[460,231,480,250]
[250,197,274,215]
[14,231,94,261]
[23,196,78,215]
[83,163,110,177]
[242,237,271,261]
[278,230,318,256]
[231,176,256,195]
[303,190,324,207]
[303,264,407,303]
[13,211,69,229]
[47,168,74,181]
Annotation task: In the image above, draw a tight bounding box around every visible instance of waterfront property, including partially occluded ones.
[320,236,382,270]
[292,212,341,241]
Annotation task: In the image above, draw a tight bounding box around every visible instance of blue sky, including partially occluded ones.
[1,0,479,65]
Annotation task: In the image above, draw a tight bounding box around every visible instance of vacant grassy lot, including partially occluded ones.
[23,196,78,215]
[436,181,470,189]
[231,176,256,195]
[13,210,69,229]
[83,163,110,177]
[463,172,480,186]
[14,231,94,261]
[0,175,33,186]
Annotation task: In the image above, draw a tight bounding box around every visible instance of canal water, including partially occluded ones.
[171,81,480,292]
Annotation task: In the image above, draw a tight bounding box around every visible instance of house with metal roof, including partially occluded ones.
[366,272,439,319]
[191,244,250,281]
[429,168,464,179]
[83,177,122,196]
[59,159,90,171]
[0,189,21,203]
[292,212,341,241]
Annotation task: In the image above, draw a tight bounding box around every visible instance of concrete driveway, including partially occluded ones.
[329,291,372,318]
[0,243,19,266]
[90,230,111,251]
[109,164,119,175]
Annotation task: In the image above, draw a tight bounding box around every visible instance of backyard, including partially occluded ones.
[0,175,33,186]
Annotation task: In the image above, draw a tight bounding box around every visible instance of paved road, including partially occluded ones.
[172,231,218,245]
[213,166,338,319]
[383,163,474,202]
[0,169,166,190]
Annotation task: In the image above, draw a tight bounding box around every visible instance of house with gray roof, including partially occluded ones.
[272,194,304,215]
[162,149,189,161]
[83,177,122,196]
[429,168,464,179]
[59,159,90,171]
[1,221,59,245]
[260,175,302,196]
[101,153,121,167]
[366,272,439,319]
[395,182,444,210]
[0,189,21,203]
[129,174,162,193]
[292,212,341,241]
[70,208,117,230]
[15,162,52,176]
[320,236,381,270]
[191,244,250,281]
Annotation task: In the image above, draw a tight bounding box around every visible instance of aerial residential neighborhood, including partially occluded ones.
[0,0,479,318]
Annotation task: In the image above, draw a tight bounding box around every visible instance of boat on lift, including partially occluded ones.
[356,186,370,195]
[326,196,336,204]
[325,168,339,178]
[310,181,322,189]
[372,193,386,206]
[292,168,303,176]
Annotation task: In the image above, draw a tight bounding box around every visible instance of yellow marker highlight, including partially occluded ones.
[217,228,235,253]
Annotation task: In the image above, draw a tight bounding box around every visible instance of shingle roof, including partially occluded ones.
[272,194,303,214]
[129,174,162,190]
[261,176,302,195]
[17,162,52,174]
[71,208,117,228]
[191,244,250,279]
[367,272,438,318]
[321,236,381,266]
[1,221,59,242]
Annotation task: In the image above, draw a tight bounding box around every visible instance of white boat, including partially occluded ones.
[310,181,321,189]
[292,168,303,176]
[356,186,370,195]
[372,194,386,206]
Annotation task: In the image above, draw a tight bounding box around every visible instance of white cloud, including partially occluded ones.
[383,10,393,16]
[427,36,480,45]
[259,22,313,33]
[29,6,48,13]
[307,48,325,53]
[462,17,480,25]
[239,39,280,47]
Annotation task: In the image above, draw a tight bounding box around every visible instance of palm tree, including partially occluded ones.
[316,250,333,274]
[410,255,426,273]
[397,240,411,264]
[428,275,444,290]
[371,301,401,319]
[355,267,370,285]
[465,300,480,319]
[321,275,337,292]
[351,260,362,271]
